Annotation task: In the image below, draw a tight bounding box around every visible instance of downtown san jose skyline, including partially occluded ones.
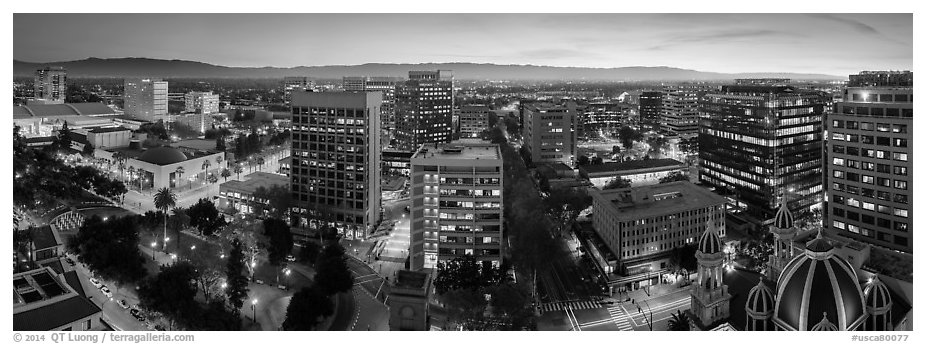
[13,13,912,77]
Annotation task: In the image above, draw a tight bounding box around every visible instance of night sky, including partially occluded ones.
[13,13,912,76]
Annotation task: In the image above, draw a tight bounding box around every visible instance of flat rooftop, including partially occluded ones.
[221,172,288,194]
[394,270,429,289]
[580,158,684,174]
[412,140,500,161]
[593,181,726,219]
[13,268,100,331]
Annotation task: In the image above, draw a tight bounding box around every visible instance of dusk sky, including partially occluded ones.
[13,13,912,76]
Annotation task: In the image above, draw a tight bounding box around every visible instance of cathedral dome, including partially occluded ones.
[864,275,893,310]
[697,224,722,255]
[746,279,776,316]
[811,313,839,331]
[773,202,795,229]
[773,232,866,331]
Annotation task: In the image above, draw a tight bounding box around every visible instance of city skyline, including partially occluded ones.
[14,13,912,76]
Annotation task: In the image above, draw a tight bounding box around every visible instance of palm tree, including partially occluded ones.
[216,155,224,168]
[667,310,691,331]
[175,166,185,190]
[112,152,127,180]
[153,187,177,252]
[201,160,212,184]
[234,164,243,180]
[127,166,136,191]
[256,157,265,171]
[221,168,231,182]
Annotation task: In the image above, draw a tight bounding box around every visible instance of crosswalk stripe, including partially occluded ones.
[539,300,606,314]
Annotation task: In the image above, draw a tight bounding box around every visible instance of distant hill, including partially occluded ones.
[13,58,845,81]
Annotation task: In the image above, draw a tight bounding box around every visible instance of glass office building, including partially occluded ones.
[699,83,825,225]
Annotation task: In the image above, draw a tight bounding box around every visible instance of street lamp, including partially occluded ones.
[150,242,157,260]
[644,266,654,296]
[251,299,258,323]
[164,237,170,252]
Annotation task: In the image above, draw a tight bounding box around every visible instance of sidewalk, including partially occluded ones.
[622,281,690,302]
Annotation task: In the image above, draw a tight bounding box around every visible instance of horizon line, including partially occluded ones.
[12,57,850,77]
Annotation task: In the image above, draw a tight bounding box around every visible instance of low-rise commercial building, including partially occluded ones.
[14,267,102,331]
[579,158,687,188]
[589,181,726,290]
[219,172,289,216]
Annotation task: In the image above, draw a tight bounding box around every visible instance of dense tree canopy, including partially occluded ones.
[252,185,291,219]
[314,243,353,295]
[187,198,227,236]
[659,172,689,184]
[224,238,250,315]
[603,177,633,190]
[282,283,334,331]
[66,215,147,286]
[263,218,294,266]
[543,187,592,237]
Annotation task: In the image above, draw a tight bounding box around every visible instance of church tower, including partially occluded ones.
[767,202,798,281]
[862,275,894,331]
[690,218,731,327]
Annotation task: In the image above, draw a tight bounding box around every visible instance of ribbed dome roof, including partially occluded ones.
[774,202,794,229]
[773,235,866,331]
[697,221,723,254]
[863,275,893,310]
[805,230,834,254]
[138,146,188,165]
[811,313,839,331]
[746,279,776,315]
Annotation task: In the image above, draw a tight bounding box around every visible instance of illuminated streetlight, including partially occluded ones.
[251,299,258,323]
[150,242,157,259]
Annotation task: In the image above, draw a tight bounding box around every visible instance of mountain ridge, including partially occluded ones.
[13,58,845,81]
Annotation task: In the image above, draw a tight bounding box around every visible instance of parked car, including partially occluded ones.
[277,284,288,291]
[100,286,113,298]
[117,299,129,309]
[255,279,265,285]
[65,258,76,266]
[130,309,146,322]
[285,254,296,262]
[89,278,102,288]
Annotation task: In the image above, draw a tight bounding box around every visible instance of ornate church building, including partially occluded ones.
[690,203,911,331]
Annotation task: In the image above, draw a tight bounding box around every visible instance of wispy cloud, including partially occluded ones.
[809,14,880,34]
[516,48,594,60]
[645,29,798,51]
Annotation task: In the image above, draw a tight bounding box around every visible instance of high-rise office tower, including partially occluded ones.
[639,90,663,132]
[123,78,169,122]
[394,70,454,151]
[521,101,579,166]
[184,91,220,114]
[699,81,825,225]
[343,76,399,130]
[33,66,67,104]
[290,92,382,240]
[827,71,912,253]
[283,76,314,105]
[409,140,504,271]
[661,85,709,138]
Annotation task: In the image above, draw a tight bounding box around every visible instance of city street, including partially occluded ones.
[69,256,150,331]
[537,232,601,306]
[540,284,692,331]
